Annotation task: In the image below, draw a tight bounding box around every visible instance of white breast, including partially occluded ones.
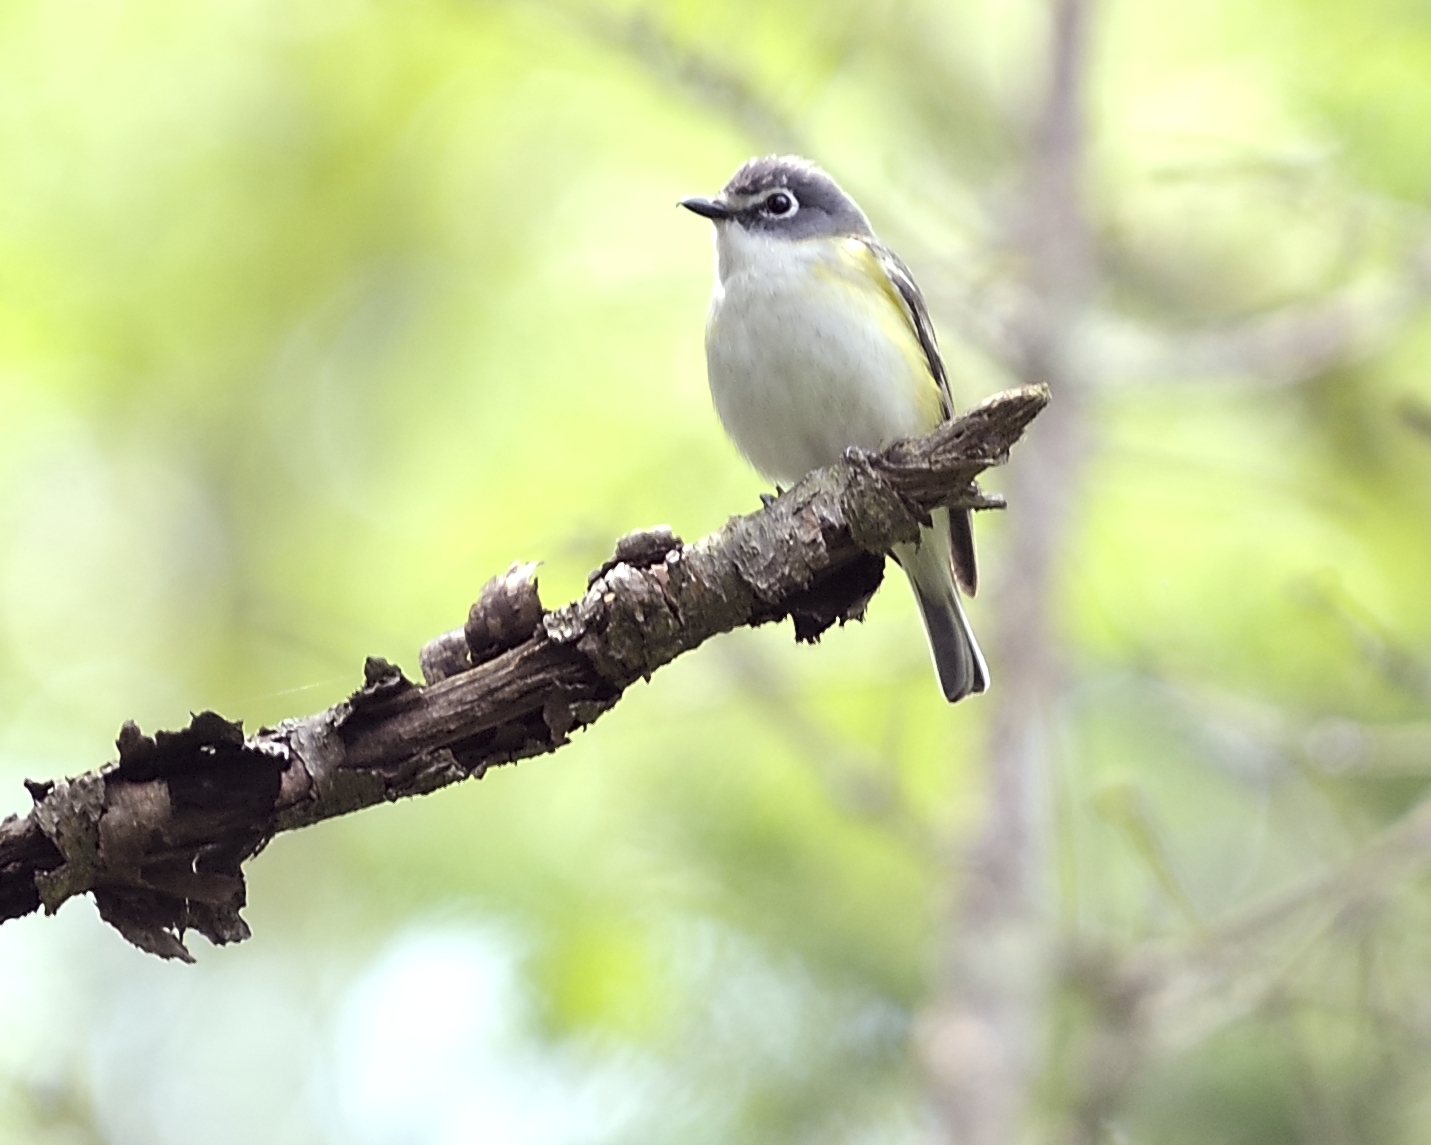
[704,226,931,485]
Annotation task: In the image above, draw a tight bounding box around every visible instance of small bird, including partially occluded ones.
[682,155,988,702]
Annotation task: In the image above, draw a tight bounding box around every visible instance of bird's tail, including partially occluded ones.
[897,510,989,703]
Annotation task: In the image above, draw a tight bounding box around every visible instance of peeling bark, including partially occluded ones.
[0,385,1047,960]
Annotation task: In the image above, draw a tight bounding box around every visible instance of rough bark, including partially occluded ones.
[0,385,1047,961]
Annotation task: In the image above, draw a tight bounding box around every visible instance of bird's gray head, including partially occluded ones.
[680,155,872,241]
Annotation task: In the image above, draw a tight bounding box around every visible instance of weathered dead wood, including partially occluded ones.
[0,384,1048,960]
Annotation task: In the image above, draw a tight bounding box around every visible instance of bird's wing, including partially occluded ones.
[855,235,978,596]
[854,236,954,422]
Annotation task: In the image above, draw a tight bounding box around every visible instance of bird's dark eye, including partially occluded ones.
[764,192,794,216]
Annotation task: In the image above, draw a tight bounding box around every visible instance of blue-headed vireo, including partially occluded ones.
[682,155,988,703]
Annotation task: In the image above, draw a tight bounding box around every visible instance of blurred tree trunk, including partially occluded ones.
[921,1,1096,1141]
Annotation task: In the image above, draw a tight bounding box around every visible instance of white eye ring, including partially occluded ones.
[763,191,798,217]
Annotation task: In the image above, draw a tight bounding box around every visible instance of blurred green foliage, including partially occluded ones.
[3,0,1431,1142]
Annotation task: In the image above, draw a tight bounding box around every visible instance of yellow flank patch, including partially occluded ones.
[806,237,945,427]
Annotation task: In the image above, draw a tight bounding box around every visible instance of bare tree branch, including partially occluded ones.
[0,386,1048,962]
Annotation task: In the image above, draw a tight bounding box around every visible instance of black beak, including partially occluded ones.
[679,196,734,221]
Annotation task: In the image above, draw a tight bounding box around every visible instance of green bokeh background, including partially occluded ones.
[3,0,1431,1141]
